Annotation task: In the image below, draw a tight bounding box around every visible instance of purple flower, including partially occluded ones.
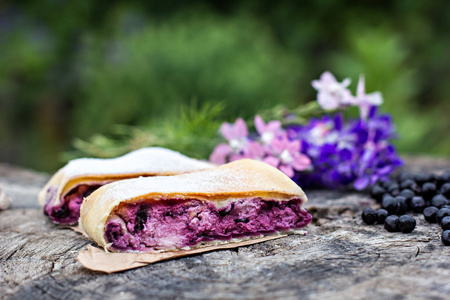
[286,106,402,189]
[353,142,401,190]
[312,71,353,110]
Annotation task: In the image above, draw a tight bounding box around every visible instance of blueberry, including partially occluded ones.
[397,171,413,182]
[387,183,400,196]
[436,208,450,225]
[442,230,450,246]
[441,216,450,230]
[400,179,418,191]
[384,215,400,232]
[370,185,386,202]
[234,217,249,223]
[218,203,235,216]
[423,206,439,223]
[395,196,408,215]
[382,193,393,200]
[381,196,397,215]
[415,172,432,185]
[379,178,393,189]
[376,209,388,224]
[421,182,437,200]
[400,189,415,201]
[436,172,450,188]
[440,183,450,198]
[134,206,147,231]
[53,207,69,219]
[398,215,416,233]
[431,194,448,208]
[410,196,426,213]
[362,208,378,225]
[401,191,415,208]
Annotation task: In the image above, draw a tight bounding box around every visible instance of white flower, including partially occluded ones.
[352,75,383,120]
[312,71,353,110]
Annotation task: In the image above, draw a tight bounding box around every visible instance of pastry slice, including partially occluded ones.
[79,159,311,253]
[39,147,214,225]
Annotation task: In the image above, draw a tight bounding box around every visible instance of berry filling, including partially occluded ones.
[44,184,101,225]
[105,198,312,252]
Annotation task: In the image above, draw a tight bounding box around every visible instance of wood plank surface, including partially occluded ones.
[1,157,450,300]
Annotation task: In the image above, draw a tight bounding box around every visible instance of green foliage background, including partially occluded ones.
[1,0,449,171]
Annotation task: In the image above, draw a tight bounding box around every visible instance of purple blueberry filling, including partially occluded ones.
[105,198,312,252]
[44,184,101,225]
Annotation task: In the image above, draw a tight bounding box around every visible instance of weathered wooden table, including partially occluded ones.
[1,157,450,300]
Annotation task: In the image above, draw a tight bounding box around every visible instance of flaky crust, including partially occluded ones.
[38,147,214,207]
[79,159,308,251]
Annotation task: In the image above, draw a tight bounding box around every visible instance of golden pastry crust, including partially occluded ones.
[79,159,307,251]
[38,147,215,207]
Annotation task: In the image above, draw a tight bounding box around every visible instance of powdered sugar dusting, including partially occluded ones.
[95,159,305,205]
[61,147,214,178]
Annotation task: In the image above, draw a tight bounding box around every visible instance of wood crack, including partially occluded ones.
[414,246,420,258]
[367,253,381,268]
[32,283,61,300]
[4,243,26,261]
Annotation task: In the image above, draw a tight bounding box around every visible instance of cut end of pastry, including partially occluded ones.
[38,147,215,225]
[104,197,311,252]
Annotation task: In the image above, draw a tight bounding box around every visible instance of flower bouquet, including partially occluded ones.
[209,71,402,190]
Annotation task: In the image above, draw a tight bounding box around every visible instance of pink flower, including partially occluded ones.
[210,142,249,164]
[352,75,383,120]
[209,144,232,164]
[263,134,311,178]
[220,118,247,140]
[209,118,249,164]
[243,141,266,160]
[312,71,353,110]
[254,115,283,145]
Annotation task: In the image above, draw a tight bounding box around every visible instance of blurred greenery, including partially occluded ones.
[1,0,449,171]
[64,101,226,161]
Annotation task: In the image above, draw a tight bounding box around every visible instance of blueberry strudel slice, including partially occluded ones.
[79,159,312,252]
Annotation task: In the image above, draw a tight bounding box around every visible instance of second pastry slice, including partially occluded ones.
[39,147,214,225]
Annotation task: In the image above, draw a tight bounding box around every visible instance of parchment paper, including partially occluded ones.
[77,235,288,273]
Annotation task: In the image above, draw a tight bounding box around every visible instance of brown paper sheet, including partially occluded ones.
[70,225,90,238]
[77,235,287,273]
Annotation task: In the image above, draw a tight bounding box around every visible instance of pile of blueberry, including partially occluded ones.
[361,171,450,245]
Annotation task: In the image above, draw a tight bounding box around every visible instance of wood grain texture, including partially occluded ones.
[1,157,450,300]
